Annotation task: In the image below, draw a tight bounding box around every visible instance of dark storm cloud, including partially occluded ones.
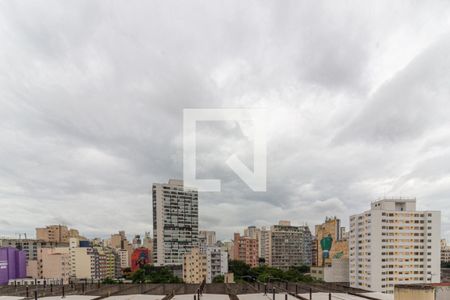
[1,0,450,240]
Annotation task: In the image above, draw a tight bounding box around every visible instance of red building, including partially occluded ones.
[131,247,150,272]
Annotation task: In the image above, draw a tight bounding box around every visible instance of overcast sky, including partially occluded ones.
[1,1,450,241]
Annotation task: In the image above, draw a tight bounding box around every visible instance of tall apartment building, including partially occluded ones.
[268,221,312,270]
[183,248,207,284]
[36,225,80,243]
[311,217,349,282]
[349,198,440,294]
[199,230,217,252]
[314,216,348,267]
[441,239,450,263]
[109,231,133,267]
[259,227,270,263]
[143,232,153,251]
[233,233,258,267]
[117,249,129,268]
[206,247,228,283]
[153,179,199,266]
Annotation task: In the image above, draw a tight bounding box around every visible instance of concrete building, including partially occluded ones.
[310,257,349,282]
[311,217,349,282]
[233,233,258,267]
[314,216,348,267]
[199,231,217,252]
[183,248,206,284]
[117,249,129,269]
[70,247,98,279]
[259,227,270,264]
[109,231,133,268]
[441,239,450,263]
[206,247,228,283]
[143,232,153,252]
[153,179,199,266]
[0,238,61,260]
[0,247,26,285]
[394,283,450,300]
[268,221,312,270]
[39,247,71,284]
[36,225,80,243]
[349,198,441,294]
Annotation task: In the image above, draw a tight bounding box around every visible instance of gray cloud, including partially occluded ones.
[1,1,450,241]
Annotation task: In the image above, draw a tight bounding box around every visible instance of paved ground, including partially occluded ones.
[39,296,99,300]
[297,292,394,300]
[172,294,229,300]
[105,295,163,300]
[237,293,299,300]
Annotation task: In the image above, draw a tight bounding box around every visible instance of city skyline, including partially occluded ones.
[1,1,450,241]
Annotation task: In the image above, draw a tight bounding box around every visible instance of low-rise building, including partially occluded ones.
[183,248,206,284]
[394,283,450,300]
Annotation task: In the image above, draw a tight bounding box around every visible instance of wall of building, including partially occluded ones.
[0,247,26,285]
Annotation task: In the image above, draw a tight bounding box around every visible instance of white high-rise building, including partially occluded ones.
[349,198,440,294]
[206,246,228,283]
[152,179,199,266]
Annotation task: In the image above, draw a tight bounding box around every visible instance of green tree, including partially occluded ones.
[130,269,145,283]
[228,260,252,279]
[212,275,225,283]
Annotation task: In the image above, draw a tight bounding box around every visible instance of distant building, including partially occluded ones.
[259,227,270,264]
[311,217,349,283]
[0,238,61,261]
[131,247,150,272]
[206,247,228,283]
[441,239,450,263]
[233,233,258,267]
[38,247,71,284]
[183,248,206,284]
[35,225,80,243]
[142,232,153,252]
[0,247,26,285]
[117,249,129,269]
[132,235,142,249]
[153,179,199,266]
[268,221,312,270]
[349,198,441,294]
[109,231,133,267]
[199,230,216,252]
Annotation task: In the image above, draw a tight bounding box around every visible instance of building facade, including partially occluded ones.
[349,198,441,294]
[206,246,228,283]
[0,239,61,261]
[441,239,450,263]
[233,233,258,267]
[36,225,80,243]
[153,179,199,266]
[199,230,216,253]
[183,248,206,284]
[0,247,26,285]
[268,221,312,270]
[39,247,71,284]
